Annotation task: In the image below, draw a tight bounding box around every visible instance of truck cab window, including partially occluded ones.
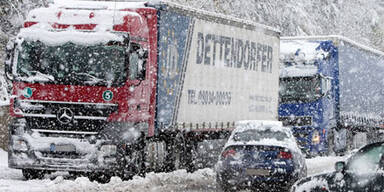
[16,40,127,86]
[279,75,321,103]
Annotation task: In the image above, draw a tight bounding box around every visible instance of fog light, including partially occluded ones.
[100,145,117,156]
[13,140,28,151]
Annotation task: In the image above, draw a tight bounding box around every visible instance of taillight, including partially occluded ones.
[221,149,236,159]
[278,151,292,159]
[24,22,38,28]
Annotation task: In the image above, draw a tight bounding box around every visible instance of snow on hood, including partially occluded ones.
[225,120,299,152]
[18,27,124,46]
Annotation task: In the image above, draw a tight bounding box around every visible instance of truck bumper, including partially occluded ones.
[8,133,118,173]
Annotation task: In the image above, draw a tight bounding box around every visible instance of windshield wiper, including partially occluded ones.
[74,72,107,84]
[19,69,55,82]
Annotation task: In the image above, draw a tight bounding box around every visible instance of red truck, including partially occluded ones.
[5,0,280,181]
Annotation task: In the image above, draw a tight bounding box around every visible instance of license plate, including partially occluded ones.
[50,144,76,152]
[246,168,270,176]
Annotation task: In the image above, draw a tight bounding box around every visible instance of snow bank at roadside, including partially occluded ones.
[0,149,22,181]
[305,156,346,176]
[45,169,216,192]
[0,148,345,192]
[0,147,217,192]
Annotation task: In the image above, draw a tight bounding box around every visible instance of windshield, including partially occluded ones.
[279,76,321,103]
[347,144,384,175]
[233,128,289,142]
[16,40,128,86]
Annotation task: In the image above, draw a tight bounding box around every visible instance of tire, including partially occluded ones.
[87,172,111,183]
[117,134,146,180]
[327,128,335,156]
[69,171,87,179]
[168,133,186,171]
[22,169,45,180]
[185,140,198,173]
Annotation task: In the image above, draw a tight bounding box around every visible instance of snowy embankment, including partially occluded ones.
[0,149,217,192]
[306,156,347,176]
[0,149,344,192]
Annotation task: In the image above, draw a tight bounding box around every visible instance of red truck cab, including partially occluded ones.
[6,1,157,181]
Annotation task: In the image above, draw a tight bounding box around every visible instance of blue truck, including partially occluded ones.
[278,36,384,156]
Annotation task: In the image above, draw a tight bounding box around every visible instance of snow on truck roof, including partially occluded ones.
[282,35,384,57]
[158,1,280,36]
[280,35,384,78]
[27,1,143,28]
[54,0,280,35]
[53,0,147,9]
[20,0,148,45]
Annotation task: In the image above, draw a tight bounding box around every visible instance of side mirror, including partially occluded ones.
[335,161,345,173]
[137,49,148,80]
[5,38,16,81]
[320,75,332,97]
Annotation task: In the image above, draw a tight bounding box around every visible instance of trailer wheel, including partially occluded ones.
[185,140,198,173]
[167,132,186,171]
[87,172,111,183]
[22,169,45,180]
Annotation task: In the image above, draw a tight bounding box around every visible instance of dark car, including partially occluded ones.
[215,120,307,191]
[291,141,384,192]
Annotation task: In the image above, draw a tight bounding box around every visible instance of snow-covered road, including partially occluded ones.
[0,149,345,192]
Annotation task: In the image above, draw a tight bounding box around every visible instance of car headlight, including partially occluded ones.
[100,145,117,156]
[13,140,28,152]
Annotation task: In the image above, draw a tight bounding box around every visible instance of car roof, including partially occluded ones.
[233,120,290,134]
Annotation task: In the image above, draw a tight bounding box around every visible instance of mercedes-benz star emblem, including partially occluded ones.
[57,107,74,124]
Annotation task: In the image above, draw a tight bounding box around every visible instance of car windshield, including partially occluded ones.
[279,75,321,103]
[16,40,127,86]
[233,127,289,142]
[347,144,384,174]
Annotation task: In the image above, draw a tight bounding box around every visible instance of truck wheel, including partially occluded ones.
[327,129,335,156]
[185,141,198,173]
[134,133,146,177]
[117,134,146,180]
[69,171,87,179]
[87,172,111,183]
[22,169,45,180]
[167,133,186,171]
[132,148,146,177]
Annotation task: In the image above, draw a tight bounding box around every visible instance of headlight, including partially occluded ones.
[13,140,28,151]
[312,130,321,145]
[100,145,117,156]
